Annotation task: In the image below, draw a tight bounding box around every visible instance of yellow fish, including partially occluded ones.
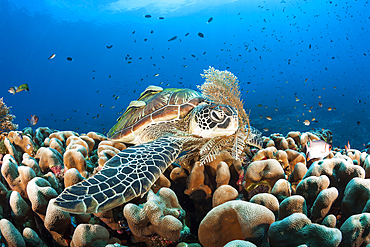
[16,83,29,93]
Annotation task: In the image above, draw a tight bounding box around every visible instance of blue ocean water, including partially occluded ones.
[1,0,369,149]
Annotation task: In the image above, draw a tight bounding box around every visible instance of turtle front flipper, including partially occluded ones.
[54,136,184,214]
[246,126,263,149]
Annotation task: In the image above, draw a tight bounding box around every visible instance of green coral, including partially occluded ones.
[0,140,8,154]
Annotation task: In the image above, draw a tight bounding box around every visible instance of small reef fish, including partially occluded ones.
[168,36,177,42]
[16,83,29,93]
[27,115,39,126]
[18,133,23,140]
[48,53,56,60]
[8,86,17,94]
[266,116,272,120]
[306,139,331,161]
[198,32,204,38]
[8,83,29,94]
[207,17,213,23]
[303,120,310,126]
[67,57,73,61]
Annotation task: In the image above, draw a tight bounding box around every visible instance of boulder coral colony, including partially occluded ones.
[1,96,370,246]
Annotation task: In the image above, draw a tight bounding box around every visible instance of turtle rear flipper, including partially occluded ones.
[54,136,184,214]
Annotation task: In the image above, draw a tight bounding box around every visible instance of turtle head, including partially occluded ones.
[189,103,238,138]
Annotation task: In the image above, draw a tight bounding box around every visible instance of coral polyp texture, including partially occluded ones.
[1,125,370,246]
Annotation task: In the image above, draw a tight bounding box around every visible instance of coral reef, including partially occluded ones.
[70,223,113,247]
[0,126,370,247]
[268,213,342,247]
[339,213,370,246]
[198,200,275,247]
[0,218,26,247]
[0,98,18,134]
[123,188,188,245]
[244,159,285,193]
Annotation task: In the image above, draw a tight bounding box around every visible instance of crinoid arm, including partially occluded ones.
[195,67,264,163]
[54,135,186,214]
[198,66,250,129]
[245,126,263,149]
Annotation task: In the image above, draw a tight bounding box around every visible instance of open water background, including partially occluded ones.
[1,0,369,149]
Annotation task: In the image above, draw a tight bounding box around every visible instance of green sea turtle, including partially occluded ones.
[54,69,260,214]
[106,86,238,145]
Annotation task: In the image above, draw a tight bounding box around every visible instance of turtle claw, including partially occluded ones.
[54,198,88,214]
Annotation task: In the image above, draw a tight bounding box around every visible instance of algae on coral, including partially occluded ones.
[0,140,7,154]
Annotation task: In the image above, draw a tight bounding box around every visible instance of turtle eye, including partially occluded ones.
[210,110,224,122]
